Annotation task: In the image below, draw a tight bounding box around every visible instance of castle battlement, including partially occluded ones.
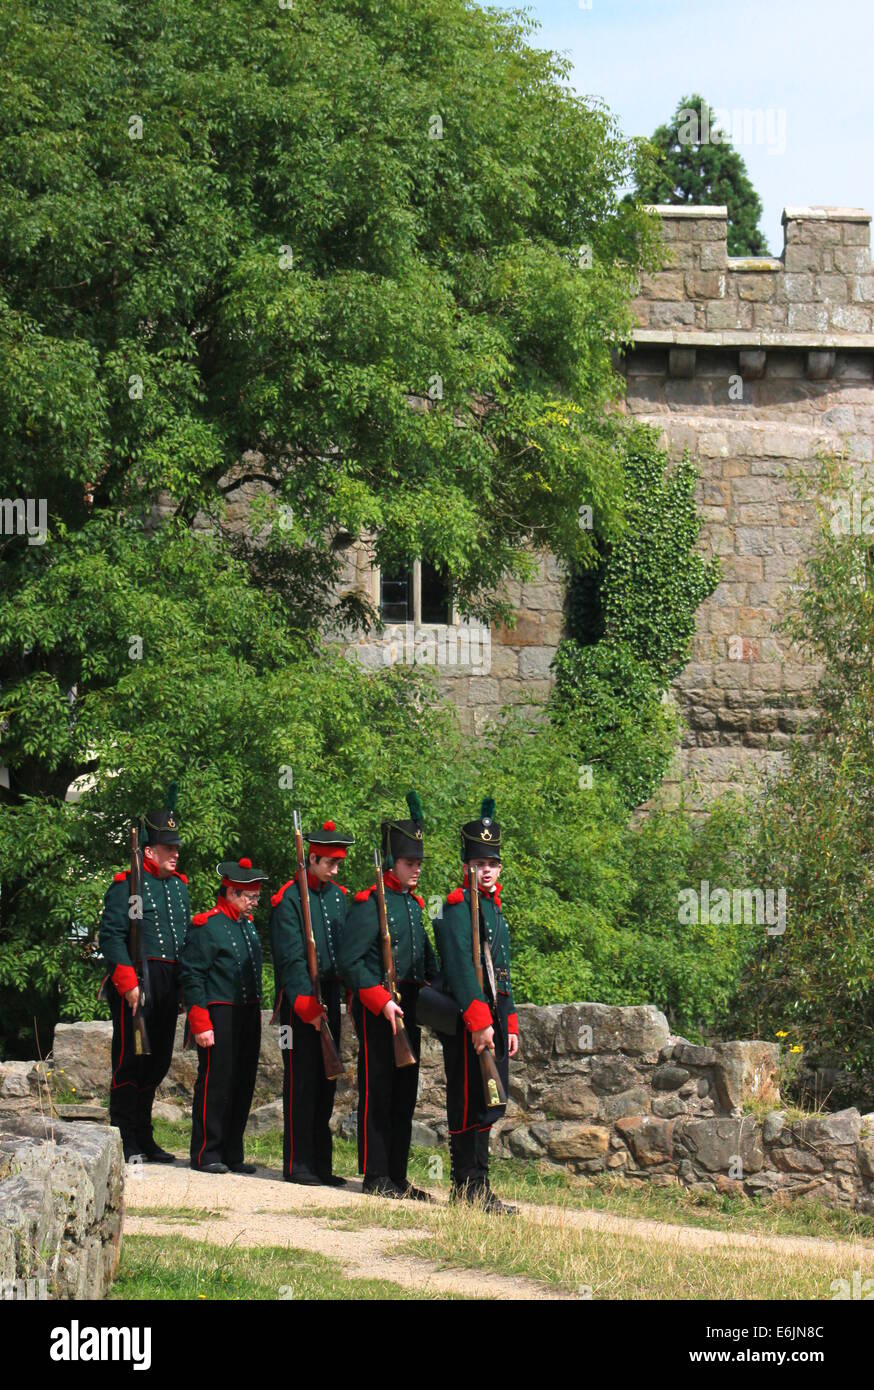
[632,204,874,354]
[624,205,874,806]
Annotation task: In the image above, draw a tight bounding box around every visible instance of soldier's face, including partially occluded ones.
[308,853,339,884]
[227,885,261,913]
[145,843,179,877]
[392,857,421,889]
[470,858,501,892]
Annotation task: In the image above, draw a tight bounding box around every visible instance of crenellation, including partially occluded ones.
[628,205,874,799]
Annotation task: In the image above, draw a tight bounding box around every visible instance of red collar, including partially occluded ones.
[384,869,412,894]
[216,896,242,922]
[306,870,329,893]
[144,859,179,881]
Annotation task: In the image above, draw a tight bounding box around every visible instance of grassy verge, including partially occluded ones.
[110,1234,450,1300]
[149,1119,874,1248]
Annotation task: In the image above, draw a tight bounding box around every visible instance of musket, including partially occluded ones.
[469,865,507,1108]
[294,810,345,1081]
[373,850,417,1068]
[128,825,151,1056]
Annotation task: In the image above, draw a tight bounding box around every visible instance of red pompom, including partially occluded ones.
[238,857,252,869]
[322,820,336,832]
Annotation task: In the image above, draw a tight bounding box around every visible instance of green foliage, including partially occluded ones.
[551,425,720,806]
[733,458,874,1072]
[633,94,769,256]
[0,0,658,623]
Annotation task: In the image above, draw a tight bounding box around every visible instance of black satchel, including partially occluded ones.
[416,972,461,1037]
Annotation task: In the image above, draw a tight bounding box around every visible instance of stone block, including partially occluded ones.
[614,1115,675,1167]
[675,1117,764,1173]
[544,1123,610,1161]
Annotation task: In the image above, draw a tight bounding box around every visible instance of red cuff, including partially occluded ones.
[463,1000,493,1033]
[112,964,138,996]
[359,985,392,1016]
[507,1013,519,1035]
[188,1005,212,1035]
[294,994,324,1023]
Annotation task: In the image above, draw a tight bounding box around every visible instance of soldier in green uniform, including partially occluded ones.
[435,797,520,1213]
[181,857,268,1174]
[98,794,190,1163]
[339,792,437,1200]
[269,820,353,1186]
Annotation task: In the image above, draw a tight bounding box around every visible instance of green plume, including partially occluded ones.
[406,789,423,824]
[480,796,496,820]
[166,780,178,812]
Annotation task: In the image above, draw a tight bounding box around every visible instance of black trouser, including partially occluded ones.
[190,1003,261,1169]
[352,981,421,1185]
[279,980,341,1179]
[108,959,180,1156]
[442,993,510,1187]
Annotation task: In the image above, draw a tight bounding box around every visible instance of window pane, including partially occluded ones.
[421,560,452,624]
[380,568,412,622]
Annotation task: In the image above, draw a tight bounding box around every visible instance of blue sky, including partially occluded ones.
[490,0,873,255]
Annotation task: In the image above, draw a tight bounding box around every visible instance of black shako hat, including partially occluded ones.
[381,790,425,867]
[217,857,269,887]
[461,796,501,861]
[143,782,181,847]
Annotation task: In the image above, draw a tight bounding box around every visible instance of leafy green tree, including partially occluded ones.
[634,94,769,256]
[733,458,874,1074]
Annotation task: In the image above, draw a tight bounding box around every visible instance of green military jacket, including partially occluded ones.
[269,873,348,1003]
[180,899,262,1009]
[98,865,190,971]
[435,885,515,1027]
[340,875,438,995]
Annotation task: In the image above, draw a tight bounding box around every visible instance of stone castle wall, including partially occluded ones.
[626,204,874,802]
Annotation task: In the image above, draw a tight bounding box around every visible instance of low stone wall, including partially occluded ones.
[46,1003,874,1212]
[0,1112,124,1298]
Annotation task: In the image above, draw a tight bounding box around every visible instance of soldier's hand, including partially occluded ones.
[312,1011,323,1032]
[125,986,140,1014]
[194,1030,214,1048]
[508,1033,520,1058]
[382,1000,404,1035]
[471,1025,495,1055]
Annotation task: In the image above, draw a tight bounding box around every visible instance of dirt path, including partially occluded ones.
[124,1160,874,1299]
[520,1200,874,1266]
[124,1164,568,1300]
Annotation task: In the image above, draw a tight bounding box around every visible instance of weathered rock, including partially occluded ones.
[245,1100,284,1135]
[538,1077,599,1120]
[0,1061,47,1099]
[507,1126,545,1159]
[711,1042,780,1113]
[55,1105,108,1123]
[544,1123,610,1161]
[675,1118,764,1174]
[589,1057,642,1095]
[0,1114,123,1298]
[771,1146,825,1174]
[652,1065,690,1091]
[762,1111,785,1144]
[797,1108,861,1149]
[599,1088,651,1123]
[857,1138,874,1180]
[652,1096,689,1119]
[615,1116,675,1167]
[556,1005,669,1058]
[51,1022,113,1099]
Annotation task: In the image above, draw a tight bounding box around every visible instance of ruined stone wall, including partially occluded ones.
[48,1007,874,1213]
[626,204,874,802]
[0,1111,123,1299]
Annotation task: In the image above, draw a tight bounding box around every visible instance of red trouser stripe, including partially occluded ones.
[362,1008,369,1174]
[197,1046,211,1166]
[287,1042,293,1176]
[111,1001,125,1090]
[462,1030,469,1130]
